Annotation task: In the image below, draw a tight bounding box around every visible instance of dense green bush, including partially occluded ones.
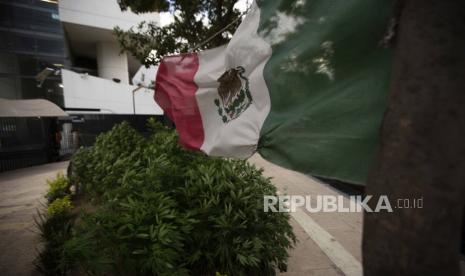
[47,196,73,217]
[71,121,146,199]
[35,175,75,275]
[45,172,70,203]
[60,119,296,275]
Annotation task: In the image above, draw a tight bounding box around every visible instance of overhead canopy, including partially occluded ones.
[0,99,68,117]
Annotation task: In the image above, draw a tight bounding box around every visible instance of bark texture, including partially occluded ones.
[363,1,465,275]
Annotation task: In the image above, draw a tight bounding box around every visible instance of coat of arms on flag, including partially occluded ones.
[214,66,252,123]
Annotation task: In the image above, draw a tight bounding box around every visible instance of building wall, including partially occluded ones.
[0,0,162,172]
[96,42,129,84]
[58,0,159,85]
[62,69,163,115]
[58,0,159,31]
[0,0,67,105]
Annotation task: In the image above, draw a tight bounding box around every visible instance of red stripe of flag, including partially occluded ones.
[154,53,204,150]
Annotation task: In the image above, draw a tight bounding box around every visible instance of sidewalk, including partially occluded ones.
[0,161,69,276]
[248,154,363,276]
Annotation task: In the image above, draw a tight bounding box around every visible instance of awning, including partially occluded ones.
[0,99,68,117]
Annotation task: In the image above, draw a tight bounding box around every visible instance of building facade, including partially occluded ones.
[0,0,162,171]
[58,0,162,115]
[0,0,66,105]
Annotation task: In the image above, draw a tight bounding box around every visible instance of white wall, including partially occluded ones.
[97,42,129,83]
[59,0,159,31]
[62,69,163,115]
[132,65,158,87]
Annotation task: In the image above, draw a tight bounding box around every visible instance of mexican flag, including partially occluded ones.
[155,0,392,185]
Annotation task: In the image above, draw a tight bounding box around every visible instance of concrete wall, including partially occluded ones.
[96,42,129,83]
[58,0,159,85]
[59,0,159,31]
[62,69,163,115]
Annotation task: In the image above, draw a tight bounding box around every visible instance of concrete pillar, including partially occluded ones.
[96,42,129,84]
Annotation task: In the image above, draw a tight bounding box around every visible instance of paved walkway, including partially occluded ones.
[0,161,68,276]
[248,154,363,276]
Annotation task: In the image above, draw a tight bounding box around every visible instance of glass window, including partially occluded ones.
[0,31,13,51]
[42,78,64,107]
[11,5,62,34]
[0,53,18,75]
[0,4,13,28]
[19,77,45,99]
[19,76,63,107]
[36,38,64,55]
[17,55,39,76]
[32,0,59,10]
[0,0,65,105]
[12,34,37,53]
[0,77,19,99]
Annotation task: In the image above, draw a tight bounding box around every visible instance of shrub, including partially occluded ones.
[71,121,145,199]
[61,119,296,275]
[47,196,73,217]
[35,196,74,275]
[35,173,75,275]
[45,172,70,203]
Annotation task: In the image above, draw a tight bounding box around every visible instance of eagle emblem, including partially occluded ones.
[214,66,252,123]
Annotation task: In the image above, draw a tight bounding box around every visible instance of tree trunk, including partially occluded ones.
[363,0,465,275]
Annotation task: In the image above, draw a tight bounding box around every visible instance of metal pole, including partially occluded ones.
[132,86,143,115]
[132,90,136,115]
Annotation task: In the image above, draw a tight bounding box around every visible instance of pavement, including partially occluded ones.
[0,161,69,276]
[248,154,362,276]
[0,157,362,276]
[249,155,465,276]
